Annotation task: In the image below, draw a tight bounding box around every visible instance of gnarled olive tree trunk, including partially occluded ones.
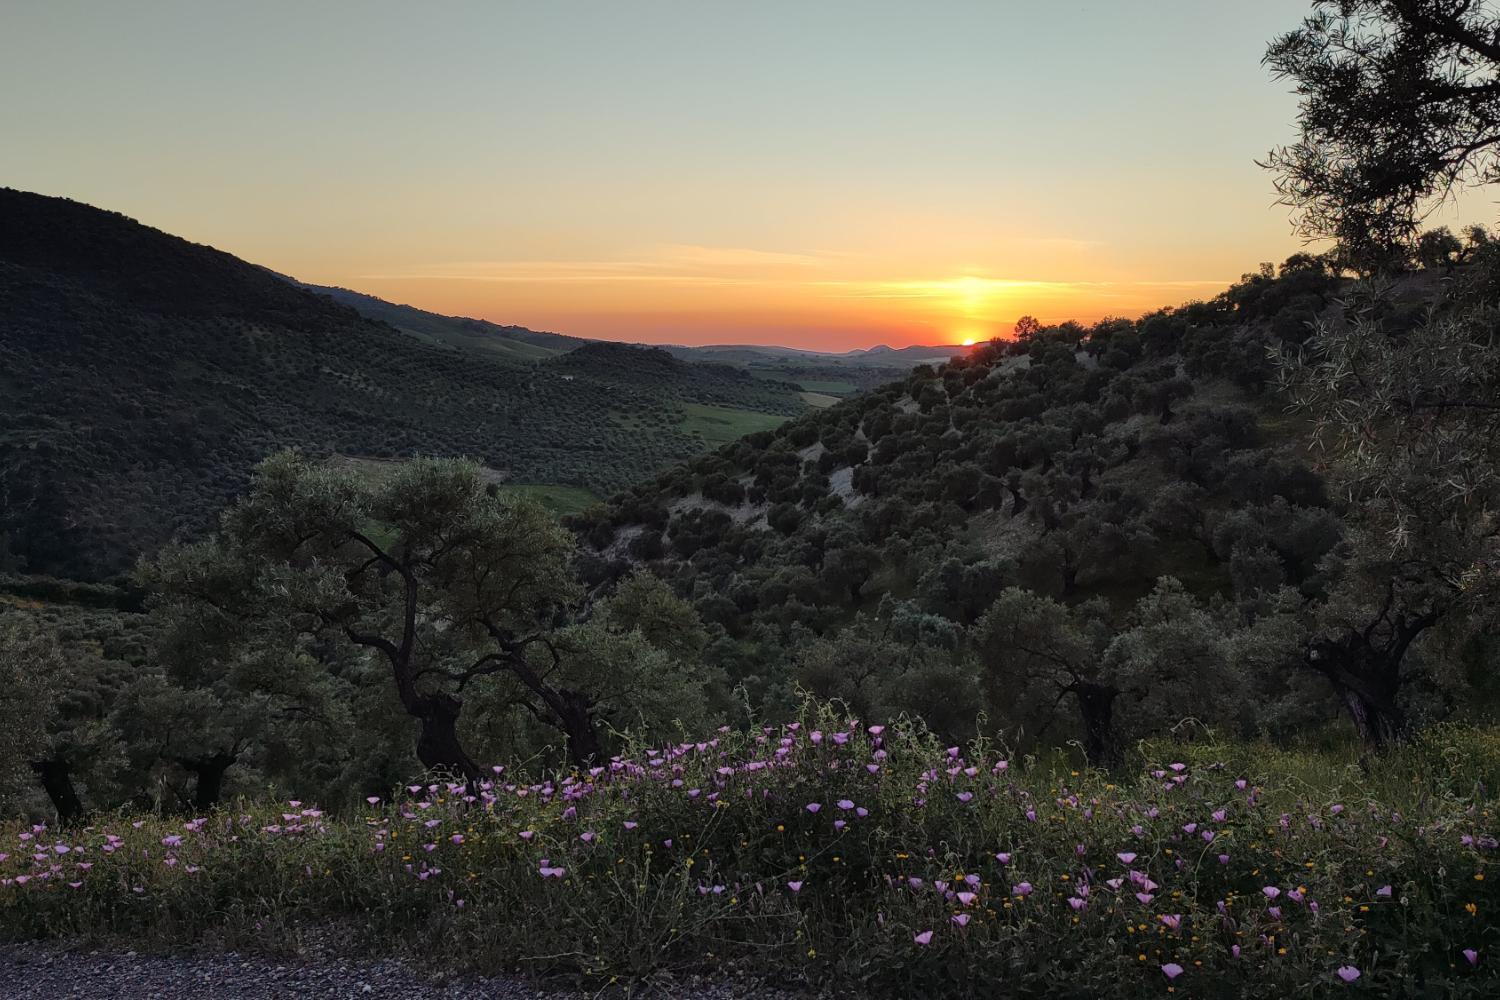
[179,751,239,811]
[1306,613,1432,756]
[1074,682,1122,768]
[30,757,84,824]
[413,693,481,782]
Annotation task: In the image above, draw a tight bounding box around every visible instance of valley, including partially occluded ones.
[0,189,923,581]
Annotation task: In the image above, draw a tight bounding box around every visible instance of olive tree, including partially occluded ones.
[1275,291,1500,749]
[0,615,126,821]
[0,617,55,809]
[143,451,636,779]
[971,589,1116,762]
[109,645,355,811]
[1102,579,1242,740]
[973,580,1233,765]
[1265,0,1500,268]
[473,574,721,760]
[794,600,977,741]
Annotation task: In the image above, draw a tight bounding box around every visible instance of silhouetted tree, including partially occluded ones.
[1265,1,1500,269]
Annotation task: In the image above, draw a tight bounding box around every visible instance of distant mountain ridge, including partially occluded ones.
[286,277,958,403]
[288,278,966,369]
[660,342,964,366]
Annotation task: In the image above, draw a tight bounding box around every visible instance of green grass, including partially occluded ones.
[799,391,841,409]
[336,456,598,516]
[794,379,859,395]
[748,371,861,396]
[501,484,600,516]
[679,403,789,449]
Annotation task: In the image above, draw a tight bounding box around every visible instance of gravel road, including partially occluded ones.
[0,942,805,999]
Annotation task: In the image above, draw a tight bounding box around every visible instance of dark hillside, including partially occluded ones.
[570,257,1366,726]
[2,193,343,320]
[0,190,805,580]
[552,342,805,414]
[295,281,590,361]
[292,280,926,397]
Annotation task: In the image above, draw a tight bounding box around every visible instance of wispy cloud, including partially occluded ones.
[358,243,838,284]
[817,277,1103,300]
[1128,279,1238,287]
[817,276,1236,301]
[647,244,835,270]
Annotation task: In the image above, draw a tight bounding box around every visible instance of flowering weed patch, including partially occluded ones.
[3,713,1497,998]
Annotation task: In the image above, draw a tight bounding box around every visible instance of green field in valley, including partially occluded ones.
[501,484,601,516]
[678,402,790,449]
[748,369,861,396]
[794,378,859,395]
[799,391,841,408]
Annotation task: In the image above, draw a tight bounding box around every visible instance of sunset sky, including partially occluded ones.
[5,1,1493,350]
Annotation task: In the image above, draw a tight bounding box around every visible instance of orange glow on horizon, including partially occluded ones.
[328,255,1243,352]
[25,1,1500,353]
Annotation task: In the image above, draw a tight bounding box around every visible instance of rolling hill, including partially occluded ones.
[0,189,809,580]
[289,280,590,363]
[565,255,1358,722]
[291,281,953,401]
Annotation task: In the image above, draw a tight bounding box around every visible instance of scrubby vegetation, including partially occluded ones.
[569,236,1500,764]
[3,714,1497,997]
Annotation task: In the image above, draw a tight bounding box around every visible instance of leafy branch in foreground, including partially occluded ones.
[1274,282,1500,749]
[1264,0,1500,269]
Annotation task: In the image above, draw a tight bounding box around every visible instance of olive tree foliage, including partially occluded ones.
[1225,605,1344,739]
[0,617,55,808]
[971,589,1114,762]
[1274,293,1500,749]
[1264,0,1500,269]
[972,580,1235,766]
[1103,580,1245,740]
[1260,1,1500,748]
[794,598,978,742]
[142,450,688,782]
[467,574,722,761]
[0,615,125,822]
[109,643,356,812]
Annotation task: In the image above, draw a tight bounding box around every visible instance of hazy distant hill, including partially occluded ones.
[553,342,805,410]
[662,342,963,367]
[290,280,955,400]
[659,344,948,402]
[293,281,590,363]
[0,189,807,579]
